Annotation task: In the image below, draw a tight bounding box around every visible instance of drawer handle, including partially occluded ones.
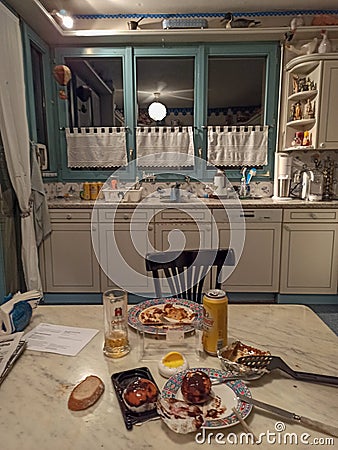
[310,213,317,219]
[66,214,72,220]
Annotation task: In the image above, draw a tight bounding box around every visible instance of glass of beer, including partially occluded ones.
[103,289,130,358]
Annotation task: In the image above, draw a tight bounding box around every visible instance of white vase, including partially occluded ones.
[318,32,332,53]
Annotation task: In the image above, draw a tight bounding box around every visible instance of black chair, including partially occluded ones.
[145,248,235,303]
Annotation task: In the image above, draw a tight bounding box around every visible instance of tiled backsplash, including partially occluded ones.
[43,180,274,201]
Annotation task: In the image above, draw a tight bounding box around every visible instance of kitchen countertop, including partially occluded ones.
[48,197,338,209]
[1,304,337,450]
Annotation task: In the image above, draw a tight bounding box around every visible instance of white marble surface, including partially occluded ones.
[48,197,338,209]
[1,304,337,450]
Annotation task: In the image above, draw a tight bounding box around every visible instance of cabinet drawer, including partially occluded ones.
[155,208,211,222]
[284,209,338,222]
[98,208,153,223]
[213,208,282,223]
[49,209,95,223]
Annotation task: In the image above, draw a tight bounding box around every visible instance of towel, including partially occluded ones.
[30,145,51,247]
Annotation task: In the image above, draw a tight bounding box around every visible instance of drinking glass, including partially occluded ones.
[103,289,130,358]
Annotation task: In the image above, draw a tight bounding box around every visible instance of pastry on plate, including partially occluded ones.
[181,370,212,404]
[123,377,158,413]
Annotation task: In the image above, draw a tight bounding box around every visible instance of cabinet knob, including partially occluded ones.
[320,142,325,148]
[123,214,129,220]
[284,225,291,232]
[148,225,153,231]
[92,226,97,231]
[66,214,72,220]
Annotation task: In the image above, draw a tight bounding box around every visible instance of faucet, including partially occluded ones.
[170,182,181,202]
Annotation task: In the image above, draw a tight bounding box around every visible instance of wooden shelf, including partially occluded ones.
[288,90,318,102]
[286,118,316,128]
[283,146,315,152]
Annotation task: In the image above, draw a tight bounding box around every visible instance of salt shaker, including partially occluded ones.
[103,289,130,358]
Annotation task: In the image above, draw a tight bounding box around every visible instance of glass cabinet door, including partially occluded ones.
[207,56,265,127]
[136,56,194,127]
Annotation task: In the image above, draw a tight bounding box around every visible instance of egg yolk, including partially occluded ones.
[162,352,184,368]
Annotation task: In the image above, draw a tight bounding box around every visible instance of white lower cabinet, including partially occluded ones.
[41,206,338,297]
[212,209,282,292]
[280,209,338,294]
[97,207,155,294]
[43,209,100,292]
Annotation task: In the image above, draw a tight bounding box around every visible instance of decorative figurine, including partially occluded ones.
[286,37,318,55]
[302,130,311,146]
[221,12,261,28]
[304,99,315,119]
[294,101,302,120]
[290,15,304,31]
[318,30,332,54]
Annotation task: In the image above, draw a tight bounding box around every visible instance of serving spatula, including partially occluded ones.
[237,355,338,386]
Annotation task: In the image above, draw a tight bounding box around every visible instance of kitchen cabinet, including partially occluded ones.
[280,209,338,294]
[96,207,155,294]
[282,54,338,152]
[212,209,282,292]
[153,208,212,294]
[42,209,101,292]
[317,60,338,149]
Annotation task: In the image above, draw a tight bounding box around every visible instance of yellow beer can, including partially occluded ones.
[90,182,99,200]
[82,182,90,200]
[202,289,228,355]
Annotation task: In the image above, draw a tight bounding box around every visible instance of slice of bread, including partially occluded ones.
[68,375,105,411]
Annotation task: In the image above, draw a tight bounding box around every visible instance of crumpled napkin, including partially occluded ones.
[0,290,42,334]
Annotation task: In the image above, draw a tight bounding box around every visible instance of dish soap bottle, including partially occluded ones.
[318,30,332,54]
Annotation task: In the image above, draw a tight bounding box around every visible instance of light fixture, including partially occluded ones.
[52,9,74,29]
[148,92,167,121]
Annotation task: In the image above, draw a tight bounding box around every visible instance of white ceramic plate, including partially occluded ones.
[128,298,202,335]
[161,367,252,429]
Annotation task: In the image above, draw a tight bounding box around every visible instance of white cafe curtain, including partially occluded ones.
[0,4,42,291]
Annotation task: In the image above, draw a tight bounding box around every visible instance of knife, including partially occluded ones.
[238,394,338,438]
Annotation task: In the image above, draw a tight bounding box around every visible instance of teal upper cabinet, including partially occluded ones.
[24,40,280,181]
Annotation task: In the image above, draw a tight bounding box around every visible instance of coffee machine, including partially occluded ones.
[273,153,293,199]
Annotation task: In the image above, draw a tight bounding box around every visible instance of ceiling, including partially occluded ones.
[4,0,338,44]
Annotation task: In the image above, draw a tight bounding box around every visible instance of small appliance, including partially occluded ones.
[273,153,293,199]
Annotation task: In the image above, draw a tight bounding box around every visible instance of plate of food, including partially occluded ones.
[217,340,271,377]
[128,298,202,335]
[111,366,160,430]
[159,368,252,431]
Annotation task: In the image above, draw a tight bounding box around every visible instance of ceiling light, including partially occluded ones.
[52,9,74,29]
[148,92,167,121]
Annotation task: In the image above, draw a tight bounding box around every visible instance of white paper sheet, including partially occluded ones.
[24,323,99,356]
[0,332,24,376]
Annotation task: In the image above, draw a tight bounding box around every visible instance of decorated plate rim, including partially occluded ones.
[160,367,252,429]
[127,297,202,335]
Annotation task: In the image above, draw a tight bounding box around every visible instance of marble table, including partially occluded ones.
[1,304,337,450]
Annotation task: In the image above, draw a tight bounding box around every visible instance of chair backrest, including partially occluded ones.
[145,248,235,303]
